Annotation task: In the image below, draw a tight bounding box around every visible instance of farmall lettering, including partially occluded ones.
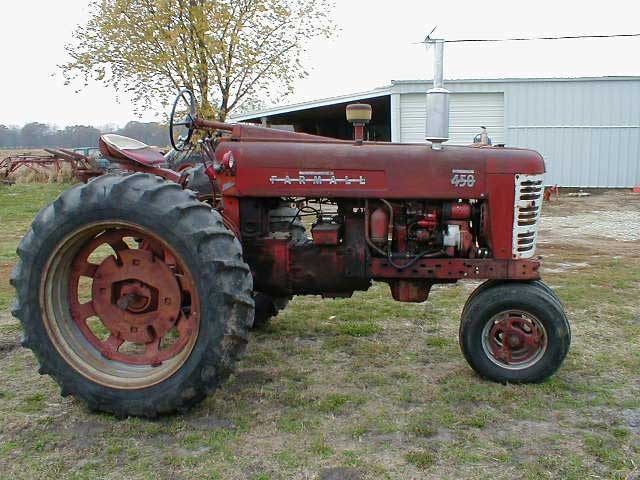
[270,171,367,186]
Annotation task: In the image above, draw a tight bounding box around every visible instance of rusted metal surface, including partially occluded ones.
[544,184,560,201]
[215,141,543,199]
[66,227,199,368]
[194,117,544,300]
[482,310,547,368]
[212,137,543,267]
[0,149,103,183]
[370,258,541,280]
[311,223,340,245]
[388,280,432,302]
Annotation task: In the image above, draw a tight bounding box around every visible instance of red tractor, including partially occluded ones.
[11,90,570,417]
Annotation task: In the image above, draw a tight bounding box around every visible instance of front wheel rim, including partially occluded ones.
[480,310,548,370]
[40,221,200,389]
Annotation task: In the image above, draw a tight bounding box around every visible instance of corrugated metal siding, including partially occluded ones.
[399,92,505,145]
[399,93,426,143]
[396,78,640,187]
[508,126,640,188]
[503,79,640,187]
[449,93,504,145]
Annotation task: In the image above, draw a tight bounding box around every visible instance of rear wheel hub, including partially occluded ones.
[92,248,181,344]
[116,281,153,313]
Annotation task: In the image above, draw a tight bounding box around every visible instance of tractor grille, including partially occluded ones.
[512,174,544,259]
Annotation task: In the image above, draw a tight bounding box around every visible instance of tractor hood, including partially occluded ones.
[217,125,545,200]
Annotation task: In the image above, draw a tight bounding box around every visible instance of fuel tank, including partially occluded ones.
[216,139,545,200]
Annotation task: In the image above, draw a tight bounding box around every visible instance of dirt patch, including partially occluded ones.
[184,414,236,431]
[233,368,275,385]
[319,467,364,480]
[170,445,213,458]
[0,310,20,358]
[0,335,20,356]
[540,190,640,249]
[52,419,110,450]
[543,261,590,273]
[0,310,15,324]
[541,210,640,242]
[620,409,640,433]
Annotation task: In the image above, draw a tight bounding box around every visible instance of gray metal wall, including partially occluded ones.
[504,78,640,187]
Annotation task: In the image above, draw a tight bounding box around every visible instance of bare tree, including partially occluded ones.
[61,0,335,120]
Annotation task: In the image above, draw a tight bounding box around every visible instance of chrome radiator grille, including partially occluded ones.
[512,174,544,259]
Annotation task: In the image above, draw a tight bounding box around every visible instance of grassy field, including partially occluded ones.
[0,148,47,158]
[0,184,638,479]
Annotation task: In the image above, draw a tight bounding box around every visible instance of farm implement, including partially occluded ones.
[11,90,570,417]
[0,148,105,184]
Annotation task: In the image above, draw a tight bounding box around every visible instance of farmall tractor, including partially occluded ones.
[11,89,570,417]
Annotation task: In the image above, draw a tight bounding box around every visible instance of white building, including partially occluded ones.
[230,77,640,188]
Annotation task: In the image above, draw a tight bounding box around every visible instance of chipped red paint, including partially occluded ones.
[487,314,546,365]
[68,228,199,366]
[369,258,540,280]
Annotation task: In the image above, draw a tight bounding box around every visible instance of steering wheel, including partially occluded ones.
[169,89,197,151]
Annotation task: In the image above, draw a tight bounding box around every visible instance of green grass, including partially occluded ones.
[333,320,382,337]
[405,449,437,469]
[407,413,438,437]
[0,183,69,310]
[315,393,365,414]
[0,185,639,479]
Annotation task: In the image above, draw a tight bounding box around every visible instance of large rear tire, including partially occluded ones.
[11,173,254,417]
[459,281,570,383]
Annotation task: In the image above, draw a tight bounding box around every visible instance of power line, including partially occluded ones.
[418,33,640,44]
[448,33,640,43]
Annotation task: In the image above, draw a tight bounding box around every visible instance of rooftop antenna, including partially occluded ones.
[423,26,449,150]
[423,26,438,46]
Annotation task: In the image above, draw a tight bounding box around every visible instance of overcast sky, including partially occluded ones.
[2,0,639,127]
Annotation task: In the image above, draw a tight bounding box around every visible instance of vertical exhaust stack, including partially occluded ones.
[426,39,450,150]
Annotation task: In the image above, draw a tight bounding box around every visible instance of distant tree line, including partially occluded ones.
[0,121,168,149]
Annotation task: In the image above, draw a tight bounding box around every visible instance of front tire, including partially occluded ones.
[11,173,254,416]
[459,282,570,383]
[462,279,565,316]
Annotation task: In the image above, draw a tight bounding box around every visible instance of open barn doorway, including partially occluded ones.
[237,94,391,142]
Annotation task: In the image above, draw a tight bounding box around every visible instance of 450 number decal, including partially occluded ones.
[451,169,476,188]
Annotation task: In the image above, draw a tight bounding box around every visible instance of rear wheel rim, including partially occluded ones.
[481,309,547,370]
[41,221,200,389]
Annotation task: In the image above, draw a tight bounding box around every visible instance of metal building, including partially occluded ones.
[231,76,640,187]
